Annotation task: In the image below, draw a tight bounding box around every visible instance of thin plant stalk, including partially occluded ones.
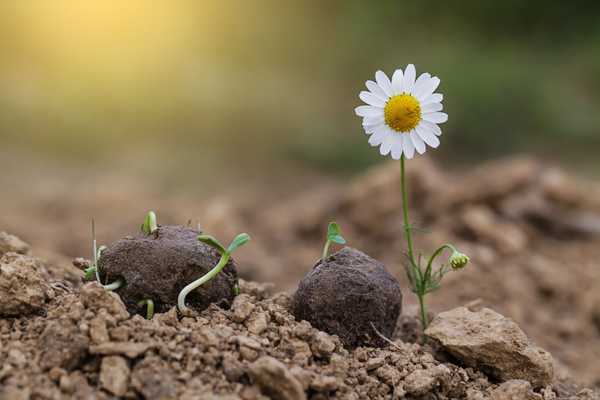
[400,155,429,330]
[177,252,231,312]
[137,299,155,320]
[322,240,331,260]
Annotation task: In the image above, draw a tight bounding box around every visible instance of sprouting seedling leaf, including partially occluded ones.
[227,233,251,254]
[84,266,97,280]
[179,232,251,313]
[198,234,227,255]
[327,222,346,244]
[141,211,158,235]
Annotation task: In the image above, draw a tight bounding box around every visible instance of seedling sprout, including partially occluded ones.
[177,232,250,313]
[322,221,346,260]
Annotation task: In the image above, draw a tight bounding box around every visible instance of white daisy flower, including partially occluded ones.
[355,64,447,160]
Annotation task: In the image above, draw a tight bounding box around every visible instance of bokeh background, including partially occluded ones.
[2,0,600,173]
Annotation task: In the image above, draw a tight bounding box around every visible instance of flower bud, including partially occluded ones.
[449,251,469,270]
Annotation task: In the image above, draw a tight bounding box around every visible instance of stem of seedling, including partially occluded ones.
[88,219,123,291]
[322,222,346,260]
[177,233,250,313]
[137,299,155,320]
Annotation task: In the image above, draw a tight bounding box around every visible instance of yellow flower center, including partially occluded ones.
[384,94,421,133]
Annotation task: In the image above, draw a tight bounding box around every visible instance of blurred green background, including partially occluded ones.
[1,0,599,175]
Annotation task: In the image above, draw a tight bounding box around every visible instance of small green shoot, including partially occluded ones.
[178,233,251,313]
[322,221,346,260]
[141,211,158,235]
[89,219,123,291]
[137,299,155,320]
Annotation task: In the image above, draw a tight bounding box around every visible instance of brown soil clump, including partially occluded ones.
[291,247,402,348]
[98,225,238,314]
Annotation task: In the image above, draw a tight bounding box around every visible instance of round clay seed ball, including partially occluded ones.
[291,247,402,348]
[98,225,238,314]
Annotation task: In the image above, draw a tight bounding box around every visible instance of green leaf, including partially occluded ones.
[227,233,251,253]
[198,235,226,255]
[327,222,341,237]
[330,235,346,244]
[84,266,97,280]
[327,222,346,244]
[141,211,158,235]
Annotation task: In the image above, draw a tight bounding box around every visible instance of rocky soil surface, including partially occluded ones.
[0,242,598,399]
[1,156,600,398]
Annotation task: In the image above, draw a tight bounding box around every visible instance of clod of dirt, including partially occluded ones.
[248,356,307,400]
[39,318,89,371]
[98,225,238,314]
[291,247,402,348]
[0,231,30,257]
[490,379,542,400]
[425,307,554,388]
[99,356,130,396]
[80,281,130,321]
[0,252,54,316]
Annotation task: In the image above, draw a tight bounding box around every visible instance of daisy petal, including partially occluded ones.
[416,124,441,148]
[390,135,404,160]
[421,102,443,113]
[420,120,442,136]
[413,73,431,98]
[362,115,385,127]
[415,76,440,101]
[410,130,426,154]
[355,105,384,117]
[359,91,386,107]
[375,70,393,97]
[422,112,448,124]
[391,69,404,95]
[365,80,389,101]
[368,128,389,146]
[401,64,416,94]
[379,134,394,155]
[422,93,443,105]
[402,134,415,159]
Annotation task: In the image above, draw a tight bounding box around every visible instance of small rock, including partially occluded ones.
[80,282,130,321]
[0,232,30,256]
[100,356,130,396]
[490,380,543,400]
[231,294,256,322]
[292,247,402,348]
[403,368,439,396]
[89,317,110,344]
[248,356,307,400]
[131,357,178,400]
[246,311,269,335]
[365,357,386,371]
[39,319,89,371]
[90,342,154,358]
[425,307,554,388]
[310,375,338,392]
[311,331,336,358]
[0,253,53,316]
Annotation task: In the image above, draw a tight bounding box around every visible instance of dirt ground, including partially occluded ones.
[1,154,600,398]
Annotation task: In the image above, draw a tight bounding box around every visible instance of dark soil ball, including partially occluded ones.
[291,247,402,348]
[98,225,238,314]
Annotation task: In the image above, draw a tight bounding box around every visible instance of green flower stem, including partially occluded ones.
[137,299,155,319]
[178,251,231,313]
[400,156,416,264]
[400,155,428,330]
[424,243,457,279]
[322,240,332,260]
